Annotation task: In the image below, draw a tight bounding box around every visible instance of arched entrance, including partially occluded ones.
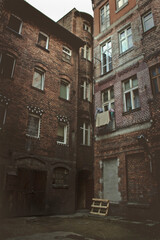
[77,170,93,210]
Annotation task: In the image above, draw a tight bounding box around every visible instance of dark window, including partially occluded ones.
[0,54,15,78]
[52,167,69,188]
[8,15,22,34]
[37,32,49,49]
[150,64,160,94]
[0,105,5,128]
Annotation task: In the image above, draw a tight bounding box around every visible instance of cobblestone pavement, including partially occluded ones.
[1,213,160,240]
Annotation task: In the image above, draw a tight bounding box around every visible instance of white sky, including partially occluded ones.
[26,0,93,22]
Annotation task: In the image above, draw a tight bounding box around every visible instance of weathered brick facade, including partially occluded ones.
[0,0,86,216]
[93,0,160,219]
[58,9,94,209]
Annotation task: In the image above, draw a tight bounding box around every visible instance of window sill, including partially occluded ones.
[36,44,50,53]
[6,26,22,38]
[119,47,134,58]
[142,26,156,36]
[62,58,72,65]
[56,142,69,147]
[59,97,71,103]
[26,134,40,139]
[52,184,69,189]
[115,2,129,13]
[31,85,45,93]
[81,57,92,63]
[100,69,113,77]
[122,107,141,116]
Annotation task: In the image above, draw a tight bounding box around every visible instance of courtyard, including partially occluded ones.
[0,213,160,240]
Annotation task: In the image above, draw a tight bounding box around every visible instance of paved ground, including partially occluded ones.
[0,213,160,240]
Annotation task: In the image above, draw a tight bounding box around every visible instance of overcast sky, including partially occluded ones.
[26,0,93,22]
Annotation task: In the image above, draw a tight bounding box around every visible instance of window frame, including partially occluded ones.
[150,64,160,95]
[116,0,128,10]
[123,77,140,112]
[57,123,68,145]
[0,53,16,78]
[80,121,91,146]
[100,3,110,32]
[37,31,49,50]
[142,11,154,33]
[60,80,70,101]
[32,67,45,91]
[80,79,91,102]
[26,114,41,138]
[119,26,133,54]
[8,14,23,34]
[62,46,72,62]
[0,104,7,129]
[101,39,112,74]
[102,86,114,112]
[81,44,91,61]
[52,167,69,188]
[83,23,91,33]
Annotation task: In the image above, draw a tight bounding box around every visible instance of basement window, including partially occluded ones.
[8,14,22,34]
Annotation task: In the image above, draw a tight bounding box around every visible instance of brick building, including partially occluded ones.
[0,0,93,216]
[93,0,160,219]
[58,9,94,210]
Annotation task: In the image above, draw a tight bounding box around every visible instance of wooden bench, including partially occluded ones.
[90,198,109,216]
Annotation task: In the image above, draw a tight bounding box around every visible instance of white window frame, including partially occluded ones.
[102,87,114,112]
[8,14,23,34]
[83,23,91,33]
[80,122,91,146]
[38,31,49,50]
[62,46,72,61]
[57,123,68,145]
[119,26,133,54]
[116,0,128,10]
[100,3,110,32]
[101,39,112,74]
[26,114,40,138]
[32,67,45,90]
[142,11,154,32]
[123,78,140,112]
[60,80,70,100]
[0,53,16,78]
[81,45,91,61]
[81,80,91,102]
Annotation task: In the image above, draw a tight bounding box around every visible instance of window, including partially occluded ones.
[8,14,22,34]
[83,23,91,33]
[116,0,128,10]
[26,115,40,138]
[60,80,70,100]
[0,104,6,129]
[81,45,91,61]
[57,123,68,144]
[80,121,91,146]
[150,64,160,94]
[62,46,72,62]
[100,3,110,32]
[32,68,45,90]
[102,87,114,112]
[123,77,140,112]
[119,26,133,53]
[142,11,154,32]
[101,40,112,74]
[52,167,69,188]
[37,32,49,49]
[0,53,16,78]
[80,79,91,102]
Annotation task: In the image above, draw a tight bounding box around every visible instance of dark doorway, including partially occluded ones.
[77,170,93,210]
[5,168,47,216]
